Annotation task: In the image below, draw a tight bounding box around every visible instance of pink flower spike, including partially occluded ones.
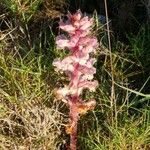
[53,10,99,150]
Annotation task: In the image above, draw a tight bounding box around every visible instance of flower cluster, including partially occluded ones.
[53,10,98,105]
[53,10,99,150]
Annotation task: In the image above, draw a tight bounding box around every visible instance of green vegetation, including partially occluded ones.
[0,0,150,149]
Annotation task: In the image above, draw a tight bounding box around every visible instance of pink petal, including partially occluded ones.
[69,80,98,96]
[78,65,96,75]
[86,58,96,67]
[80,17,93,30]
[79,37,98,48]
[52,58,62,70]
[82,38,99,53]
[68,34,80,49]
[53,58,74,72]
[56,35,69,49]
[59,21,76,34]
[81,74,94,80]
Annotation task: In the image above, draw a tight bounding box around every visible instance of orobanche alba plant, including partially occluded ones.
[53,10,99,150]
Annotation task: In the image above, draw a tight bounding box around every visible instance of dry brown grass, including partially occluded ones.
[0,99,63,149]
